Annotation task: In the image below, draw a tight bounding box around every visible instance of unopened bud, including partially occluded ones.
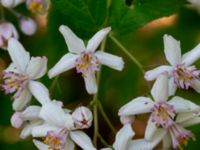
[72,106,93,129]
[19,17,37,35]
[0,22,18,50]
[11,112,23,128]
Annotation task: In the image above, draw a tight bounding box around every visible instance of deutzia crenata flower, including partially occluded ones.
[48,25,124,94]
[1,38,50,111]
[145,34,200,96]
[32,101,96,150]
[119,74,199,149]
[11,105,43,139]
[145,111,200,150]
[101,123,163,150]
[0,22,18,50]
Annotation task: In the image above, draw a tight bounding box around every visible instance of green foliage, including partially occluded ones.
[50,0,184,37]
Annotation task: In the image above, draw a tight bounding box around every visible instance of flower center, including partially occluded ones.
[75,51,100,77]
[151,102,175,128]
[169,124,195,150]
[173,64,200,89]
[1,71,29,99]
[28,1,44,14]
[44,128,68,150]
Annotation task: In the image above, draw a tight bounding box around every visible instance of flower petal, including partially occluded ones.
[191,79,200,93]
[83,74,97,94]
[12,88,32,111]
[29,81,50,105]
[151,74,168,102]
[127,129,167,150]
[176,112,195,124]
[20,121,42,139]
[145,116,158,141]
[64,139,75,150]
[33,140,49,150]
[32,123,58,137]
[145,65,172,81]
[182,43,200,65]
[48,53,78,78]
[40,101,74,128]
[118,97,154,116]
[59,25,85,53]
[8,38,30,72]
[26,56,47,79]
[181,116,200,127]
[168,77,177,96]
[95,51,124,71]
[168,96,199,113]
[20,105,41,121]
[162,133,171,149]
[163,34,181,66]
[86,27,111,52]
[113,124,135,150]
[70,131,96,150]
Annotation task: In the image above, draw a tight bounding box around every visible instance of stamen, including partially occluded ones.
[169,123,195,150]
[44,128,68,150]
[28,1,44,14]
[151,102,175,128]
[75,51,100,77]
[1,71,29,98]
[173,64,200,89]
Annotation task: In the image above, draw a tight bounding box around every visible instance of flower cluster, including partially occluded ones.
[119,35,200,149]
[0,0,49,50]
[2,19,200,149]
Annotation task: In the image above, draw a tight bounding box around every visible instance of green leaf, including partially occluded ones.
[50,0,107,38]
[109,0,184,35]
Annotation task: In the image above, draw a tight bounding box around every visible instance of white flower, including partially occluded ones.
[48,25,124,94]
[146,111,200,150]
[32,101,96,150]
[101,124,163,150]
[11,105,43,139]
[72,106,93,129]
[1,38,50,111]
[145,34,200,96]
[0,22,18,50]
[119,74,199,149]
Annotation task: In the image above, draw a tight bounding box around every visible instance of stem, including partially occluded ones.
[98,101,117,134]
[0,4,5,21]
[92,38,107,146]
[92,94,98,146]
[97,132,112,148]
[109,35,145,74]
[49,76,60,93]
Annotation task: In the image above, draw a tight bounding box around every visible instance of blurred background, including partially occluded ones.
[1,0,200,149]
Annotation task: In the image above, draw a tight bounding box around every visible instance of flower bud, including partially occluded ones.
[0,22,19,50]
[19,17,37,35]
[26,0,49,14]
[11,112,23,128]
[72,106,93,129]
[120,115,135,125]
